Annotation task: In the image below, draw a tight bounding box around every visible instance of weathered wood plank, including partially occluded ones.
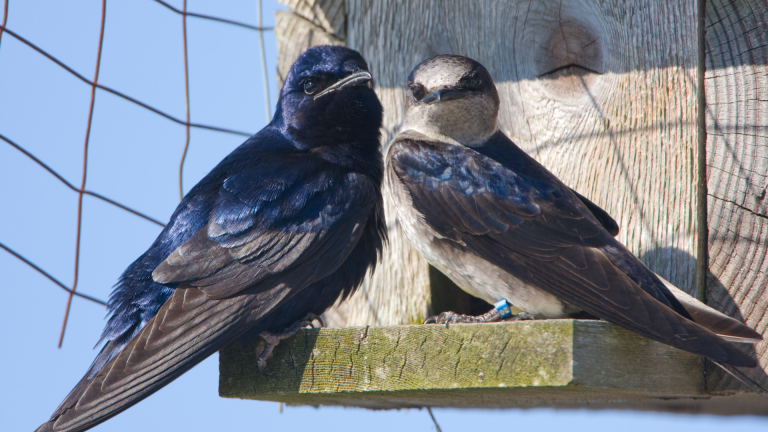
[220,320,766,414]
[704,0,768,391]
[279,0,346,39]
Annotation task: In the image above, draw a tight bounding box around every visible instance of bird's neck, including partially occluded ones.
[402,108,499,148]
[272,124,382,177]
[402,122,498,148]
[270,106,383,174]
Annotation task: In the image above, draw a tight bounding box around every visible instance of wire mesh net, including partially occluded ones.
[0,0,278,347]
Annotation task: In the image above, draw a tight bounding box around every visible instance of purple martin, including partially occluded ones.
[36,45,385,432]
[386,54,761,367]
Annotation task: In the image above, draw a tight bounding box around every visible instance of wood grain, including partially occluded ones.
[222,321,706,399]
[280,0,346,39]
[704,0,768,391]
[220,321,764,415]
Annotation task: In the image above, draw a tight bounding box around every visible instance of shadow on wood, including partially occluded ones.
[641,247,768,391]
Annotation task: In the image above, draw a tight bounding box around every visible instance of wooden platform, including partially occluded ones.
[219,320,768,415]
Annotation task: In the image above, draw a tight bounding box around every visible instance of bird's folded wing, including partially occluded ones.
[388,135,756,367]
[569,188,619,236]
[153,165,378,299]
[41,289,256,432]
[40,166,378,432]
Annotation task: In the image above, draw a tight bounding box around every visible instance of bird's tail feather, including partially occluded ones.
[35,288,255,432]
[655,275,763,343]
[43,339,124,428]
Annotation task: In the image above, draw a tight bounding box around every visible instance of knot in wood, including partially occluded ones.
[536,19,605,100]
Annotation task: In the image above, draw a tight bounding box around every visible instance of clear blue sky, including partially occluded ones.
[1,1,766,431]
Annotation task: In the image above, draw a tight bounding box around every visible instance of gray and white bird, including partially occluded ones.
[386,54,761,367]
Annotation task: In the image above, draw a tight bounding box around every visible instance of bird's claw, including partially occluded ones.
[257,312,323,375]
[424,311,479,328]
[257,354,275,376]
[424,308,534,328]
[300,312,324,329]
[256,331,283,376]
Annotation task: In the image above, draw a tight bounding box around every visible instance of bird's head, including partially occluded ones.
[275,46,383,147]
[403,55,499,147]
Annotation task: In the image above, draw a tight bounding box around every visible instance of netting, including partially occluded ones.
[0,0,277,347]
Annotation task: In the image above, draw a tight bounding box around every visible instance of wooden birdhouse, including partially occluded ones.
[221,0,768,413]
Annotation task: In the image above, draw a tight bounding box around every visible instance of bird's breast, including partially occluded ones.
[386,165,568,318]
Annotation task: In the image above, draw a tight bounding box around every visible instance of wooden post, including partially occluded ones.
[272,0,767,388]
[703,0,768,391]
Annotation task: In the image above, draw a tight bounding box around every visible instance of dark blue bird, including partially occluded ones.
[36,45,385,432]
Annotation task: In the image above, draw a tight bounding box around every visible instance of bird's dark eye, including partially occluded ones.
[408,82,427,100]
[460,71,482,89]
[303,80,318,94]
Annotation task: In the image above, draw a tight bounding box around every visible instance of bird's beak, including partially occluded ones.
[420,86,469,105]
[313,71,373,100]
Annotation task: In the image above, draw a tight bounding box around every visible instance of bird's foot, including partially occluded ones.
[424,309,533,328]
[297,312,325,330]
[424,307,501,328]
[257,313,324,375]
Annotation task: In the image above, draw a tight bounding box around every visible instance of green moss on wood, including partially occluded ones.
[220,320,707,409]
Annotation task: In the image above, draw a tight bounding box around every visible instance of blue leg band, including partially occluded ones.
[494,299,512,319]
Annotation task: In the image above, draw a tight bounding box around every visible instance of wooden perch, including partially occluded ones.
[220,321,767,415]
